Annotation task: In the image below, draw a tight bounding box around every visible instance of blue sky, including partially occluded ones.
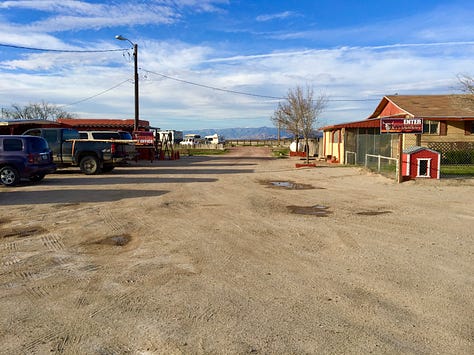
[1,0,474,130]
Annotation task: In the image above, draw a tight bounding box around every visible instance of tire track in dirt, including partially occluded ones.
[0,241,18,252]
[23,329,65,353]
[41,234,66,251]
[50,205,147,351]
[23,285,50,298]
[0,227,62,301]
[1,254,21,266]
[99,208,127,234]
[89,288,140,318]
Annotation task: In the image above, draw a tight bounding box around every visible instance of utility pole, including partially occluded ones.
[116,35,139,131]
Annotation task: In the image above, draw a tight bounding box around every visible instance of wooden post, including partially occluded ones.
[397,134,403,183]
[415,133,421,146]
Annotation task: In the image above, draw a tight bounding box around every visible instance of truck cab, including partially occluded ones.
[23,128,79,163]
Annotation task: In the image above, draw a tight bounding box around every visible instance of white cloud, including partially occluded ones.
[0,0,227,33]
[256,11,297,22]
[2,38,472,129]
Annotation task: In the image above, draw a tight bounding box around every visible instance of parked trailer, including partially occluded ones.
[204,134,225,144]
[157,130,183,144]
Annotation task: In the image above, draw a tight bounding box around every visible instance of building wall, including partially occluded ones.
[323,130,344,163]
[323,120,474,165]
[421,121,474,145]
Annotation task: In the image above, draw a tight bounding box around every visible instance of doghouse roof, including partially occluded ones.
[403,146,440,155]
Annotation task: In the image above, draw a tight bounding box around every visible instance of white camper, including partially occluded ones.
[180,134,202,146]
[157,130,183,144]
[204,134,224,144]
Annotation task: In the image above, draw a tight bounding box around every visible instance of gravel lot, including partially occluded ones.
[0,146,473,354]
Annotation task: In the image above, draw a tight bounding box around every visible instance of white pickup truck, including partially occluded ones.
[78,130,137,163]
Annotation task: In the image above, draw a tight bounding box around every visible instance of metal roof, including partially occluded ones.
[57,118,150,129]
[0,119,64,126]
[322,118,380,130]
[369,95,474,119]
[322,94,474,131]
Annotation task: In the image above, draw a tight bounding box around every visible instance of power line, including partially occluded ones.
[0,43,127,53]
[142,69,379,102]
[60,79,131,108]
[143,69,284,100]
[1,42,380,103]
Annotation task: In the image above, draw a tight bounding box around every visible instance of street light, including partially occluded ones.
[115,35,139,131]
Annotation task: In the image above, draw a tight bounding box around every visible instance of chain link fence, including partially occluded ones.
[427,142,474,178]
[344,130,474,179]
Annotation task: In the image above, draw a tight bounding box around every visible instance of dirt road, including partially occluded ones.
[1,146,473,354]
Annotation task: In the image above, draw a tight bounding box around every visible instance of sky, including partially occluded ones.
[1,0,474,131]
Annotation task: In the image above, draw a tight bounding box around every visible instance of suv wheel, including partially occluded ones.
[0,166,20,186]
[80,155,101,175]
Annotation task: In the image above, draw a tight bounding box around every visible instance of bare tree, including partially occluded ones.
[272,85,327,163]
[1,101,75,121]
[458,73,474,94]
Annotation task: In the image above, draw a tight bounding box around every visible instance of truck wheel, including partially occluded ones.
[101,165,115,173]
[80,155,101,175]
[29,173,46,182]
[0,166,20,186]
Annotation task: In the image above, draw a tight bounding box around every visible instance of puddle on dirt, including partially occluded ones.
[356,211,392,216]
[0,226,46,239]
[95,234,132,246]
[287,205,331,217]
[262,180,320,190]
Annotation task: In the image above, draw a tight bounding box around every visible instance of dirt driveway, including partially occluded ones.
[0,146,473,354]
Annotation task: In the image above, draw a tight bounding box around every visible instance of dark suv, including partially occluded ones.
[0,135,56,186]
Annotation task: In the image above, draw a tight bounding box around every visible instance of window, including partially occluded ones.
[423,120,439,134]
[92,132,120,139]
[25,129,41,137]
[62,129,80,140]
[29,138,49,152]
[43,130,58,143]
[3,138,23,151]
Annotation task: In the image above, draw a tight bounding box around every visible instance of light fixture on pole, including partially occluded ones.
[115,35,139,131]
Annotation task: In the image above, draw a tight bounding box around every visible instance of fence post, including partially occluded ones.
[397,134,403,183]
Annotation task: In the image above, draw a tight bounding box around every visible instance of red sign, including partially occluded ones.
[133,131,154,145]
[380,118,423,134]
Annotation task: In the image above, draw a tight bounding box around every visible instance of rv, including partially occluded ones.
[157,130,183,144]
[204,134,225,144]
[180,134,202,146]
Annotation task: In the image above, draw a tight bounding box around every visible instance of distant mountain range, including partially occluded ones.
[182,126,323,140]
[183,126,292,140]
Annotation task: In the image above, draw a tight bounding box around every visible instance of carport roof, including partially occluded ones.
[57,118,150,129]
[322,118,380,130]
